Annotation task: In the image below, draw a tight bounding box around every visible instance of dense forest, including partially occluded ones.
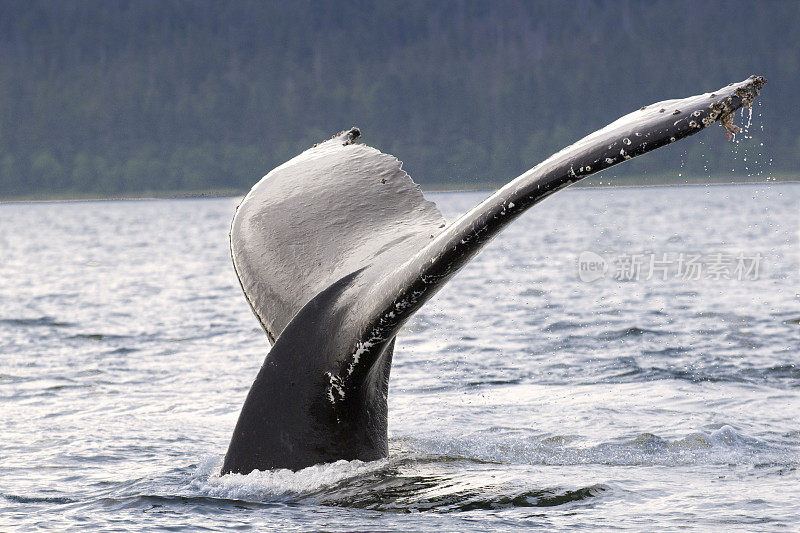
[0,0,797,197]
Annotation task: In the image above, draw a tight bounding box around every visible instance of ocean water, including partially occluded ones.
[1,184,798,531]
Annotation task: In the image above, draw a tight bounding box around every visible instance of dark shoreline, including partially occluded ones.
[1,176,797,204]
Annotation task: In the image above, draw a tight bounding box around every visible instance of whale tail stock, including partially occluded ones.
[221,76,765,474]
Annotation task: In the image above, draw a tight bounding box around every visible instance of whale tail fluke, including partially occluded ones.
[222,76,765,474]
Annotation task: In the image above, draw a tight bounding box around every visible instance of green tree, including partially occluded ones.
[0,154,19,194]
[71,152,94,192]
[30,151,64,191]
[0,1,794,198]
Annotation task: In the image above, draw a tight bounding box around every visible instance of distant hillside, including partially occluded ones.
[0,0,796,197]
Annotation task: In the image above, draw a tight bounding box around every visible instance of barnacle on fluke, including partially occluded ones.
[715,75,765,141]
[720,112,742,141]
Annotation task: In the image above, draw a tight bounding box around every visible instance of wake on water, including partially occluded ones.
[186,422,790,514]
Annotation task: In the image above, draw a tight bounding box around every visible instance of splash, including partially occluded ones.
[727,99,770,180]
[190,454,388,501]
[186,452,612,512]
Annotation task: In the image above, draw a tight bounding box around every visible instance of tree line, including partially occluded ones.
[0,0,796,197]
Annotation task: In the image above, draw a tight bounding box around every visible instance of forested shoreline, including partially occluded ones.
[0,0,796,197]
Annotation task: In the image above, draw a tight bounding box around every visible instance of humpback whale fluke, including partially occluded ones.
[222,76,765,474]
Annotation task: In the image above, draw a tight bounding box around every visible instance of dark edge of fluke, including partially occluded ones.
[221,76,765,475]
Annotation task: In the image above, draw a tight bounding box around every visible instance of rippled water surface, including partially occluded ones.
[1,184,798,531]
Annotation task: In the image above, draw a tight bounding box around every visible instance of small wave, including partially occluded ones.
[107,347,139,354]
[752,364,800,381]
[413,423,794,471]
[725,331,762,349]
[452,484,609,511]
[597,327,667,340]
[593,362,800,388]
[465,378,523,387]
[544,320,588,332]
[519,288,546,297]
[68,333,130,341]
[313,474,608,512]
[694,311,753,322]
[641,346,691,357]
[0,316,73,328]
[301,453,611,512]
[87,494,279,513]
[2,494,76,504]
[595,366,744,385]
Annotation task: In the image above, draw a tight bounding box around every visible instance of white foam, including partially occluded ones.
[189,455,387,501]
